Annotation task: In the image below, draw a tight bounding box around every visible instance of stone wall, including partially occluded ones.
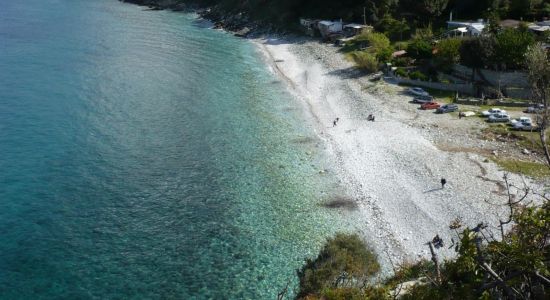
[389,76,475,95]
[452,65,529,88]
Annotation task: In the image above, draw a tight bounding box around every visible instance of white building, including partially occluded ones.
[318,20,343,38]
[467,24,485,36]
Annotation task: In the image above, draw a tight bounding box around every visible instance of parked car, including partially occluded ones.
[481,108,507,117]
[421,102,441,110]
[524,104,545,114]
[488,113,510,123]
[510,116,532,126]
[408,87,429,97]
[436,104,458,113]
[413,95,434,104]
[513,121,539,131]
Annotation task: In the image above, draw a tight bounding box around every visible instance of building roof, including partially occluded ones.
[447,20,484,27]
[344,23,367,29]
[529,25,550,32]
[468,24,485,32]
[319,20,342,26]
[499,19,521,28]
[318,20,335,26]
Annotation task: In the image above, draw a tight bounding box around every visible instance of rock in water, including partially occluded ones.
[234,27,250,37]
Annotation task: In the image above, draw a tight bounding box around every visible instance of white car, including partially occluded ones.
[481,108,507,117]
[408,87,429,97]
[510,116,532,126]
[488,113,510,123]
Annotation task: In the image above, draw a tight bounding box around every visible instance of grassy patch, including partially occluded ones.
[384,260,434,289]
[481,125,549,153]
[491,158,550,178]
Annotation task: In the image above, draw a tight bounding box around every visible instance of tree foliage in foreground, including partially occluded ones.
[296,233,380,298]
[525,43,550,168]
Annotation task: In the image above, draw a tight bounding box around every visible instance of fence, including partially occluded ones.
[455,98,533,107]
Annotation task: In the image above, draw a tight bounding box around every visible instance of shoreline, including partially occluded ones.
[253,36,544,270]
[118,0,546,272]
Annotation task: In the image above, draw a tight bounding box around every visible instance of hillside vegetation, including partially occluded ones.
[127,0,550,30]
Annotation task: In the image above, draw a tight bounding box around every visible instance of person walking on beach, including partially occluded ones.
[441,178,447,188]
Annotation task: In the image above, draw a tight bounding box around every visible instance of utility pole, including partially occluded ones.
[363,7,366,25]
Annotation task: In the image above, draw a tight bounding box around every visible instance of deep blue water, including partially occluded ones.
[0,0,353,298]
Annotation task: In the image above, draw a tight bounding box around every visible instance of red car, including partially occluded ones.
[421,102,441,110]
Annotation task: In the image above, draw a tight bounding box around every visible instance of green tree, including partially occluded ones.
[484,10,501,35]
[377,14,410,41]
[494,28,535,70]
[459,37,496,69]
[435,38,463,70]
[421,0,449,18]
[525,43,550,167]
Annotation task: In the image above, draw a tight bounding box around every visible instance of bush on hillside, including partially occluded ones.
[352,52,379,73]
[394,67,408,77]
[392,56,413,67]
[296,233,380,298]
[406,39,433,60]
[409,70,428,81]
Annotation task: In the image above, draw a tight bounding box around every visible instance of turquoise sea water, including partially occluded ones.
[0,0,355,298]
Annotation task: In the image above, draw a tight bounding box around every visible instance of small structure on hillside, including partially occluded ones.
[499,19,521,29]
[299,18,319,36]
[446,18,485,37]
[447,19,484,29]
[467,24,485,36]
[528,21,550,36]
[445,27,468,37]
[317,20,343,38]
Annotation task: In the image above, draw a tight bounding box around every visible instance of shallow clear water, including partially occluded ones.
[0,0,355,298]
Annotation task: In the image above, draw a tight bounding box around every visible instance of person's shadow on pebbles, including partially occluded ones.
[423,187,445,193]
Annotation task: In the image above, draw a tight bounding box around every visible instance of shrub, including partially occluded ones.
[366,31,391,52]
[376,47,393,63]
[409,71,428,81]
[320,286,389,300]
[394,67,408,77]
[297,233,380,298]
[352,52,379,73]
[407,39,433,60]
[393,41,409,51]
[392,56,413,67]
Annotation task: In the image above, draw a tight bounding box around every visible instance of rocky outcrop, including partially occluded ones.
[119,0,188,11]
[119,0,283,38]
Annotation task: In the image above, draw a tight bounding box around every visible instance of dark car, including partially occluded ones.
[412,95,434,104]
[436,104,458,114]
[524,104,545,114]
